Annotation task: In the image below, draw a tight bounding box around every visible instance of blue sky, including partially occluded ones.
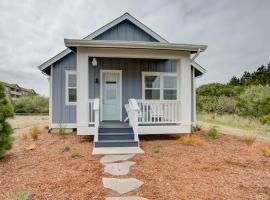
[0,0,269,95]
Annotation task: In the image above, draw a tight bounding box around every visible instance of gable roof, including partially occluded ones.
[38,13,168,71]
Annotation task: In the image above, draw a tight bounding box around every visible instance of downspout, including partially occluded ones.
[191,48,201,62]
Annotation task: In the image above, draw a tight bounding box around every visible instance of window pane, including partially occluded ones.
[105,83,117,100]
[164,76,177,89]
[68,74,76,87]
[69,88,77,102]
[145,76,160,88]
[164,89,177,100]
[145,89,160,100]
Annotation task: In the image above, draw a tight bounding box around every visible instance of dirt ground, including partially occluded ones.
[1,130,270,199]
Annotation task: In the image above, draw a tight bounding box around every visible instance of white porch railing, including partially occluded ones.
[128,99,140,141]
[136,100,181,124]
[89,98,100,141]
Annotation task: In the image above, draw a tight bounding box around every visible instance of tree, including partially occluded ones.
[228,76,241,86]
[0,84,14,158]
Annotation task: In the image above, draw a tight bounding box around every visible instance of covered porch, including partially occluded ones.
[64,39,205,149]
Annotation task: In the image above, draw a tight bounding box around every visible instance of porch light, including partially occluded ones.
[92,58,97,66]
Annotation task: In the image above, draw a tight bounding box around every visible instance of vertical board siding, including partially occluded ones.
[89,58,176,121]
[93,20,158,42]
[52,52,77,124]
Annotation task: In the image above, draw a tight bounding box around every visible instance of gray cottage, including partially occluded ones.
[38,13,207,154]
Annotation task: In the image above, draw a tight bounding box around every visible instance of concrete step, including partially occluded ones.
[98,127,133,134]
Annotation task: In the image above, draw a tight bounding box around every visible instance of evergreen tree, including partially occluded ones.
[0,83,14,158]
[228,76,241,86]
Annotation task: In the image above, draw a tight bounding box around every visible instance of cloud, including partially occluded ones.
[0,0,269,95]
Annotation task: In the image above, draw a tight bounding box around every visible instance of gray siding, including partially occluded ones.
[89,58,176,121]
[93,20,158,42]
[52,52,77,124]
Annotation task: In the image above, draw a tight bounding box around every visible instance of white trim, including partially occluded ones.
[100,70,122,121]
[49,65,53,128]
[84,13,168,42]
[65,39,207,53]
[191,61,207,76]
[65,70,77,106]
[142,71,177,100]
[50,123,77,129]
[138,124,191,134]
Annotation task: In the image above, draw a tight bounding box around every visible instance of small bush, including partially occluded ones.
[57,124,65,136]
[63,144,70,152]
[30,125,40,140]
[14,95,48,114]
[177,135,205,147]
[71,151,80,158]
[153,145,161,153]
[191,125,201,133]
[208,128,218,139]
[6,192,29,200]
[242,134,257,147]
[260,114,270,125]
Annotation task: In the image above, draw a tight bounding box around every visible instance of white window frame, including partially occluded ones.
[142,72,177,100]
[65,70,77,105]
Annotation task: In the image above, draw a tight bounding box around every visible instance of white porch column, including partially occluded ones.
[77,48,89,133]
[177,55,192,128]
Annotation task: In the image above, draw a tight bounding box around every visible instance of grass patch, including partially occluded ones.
[6,191,29,200]
[242,134,257,147]
[19,133,28,141]
[254,144,270,157]
[71,151,80,158]
[197,113,269,131]
[30,125,40,140]
[177,135,206,147]
[43,124,49,130]
[153,145,161,153]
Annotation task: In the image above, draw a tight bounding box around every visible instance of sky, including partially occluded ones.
[0,0,269,96]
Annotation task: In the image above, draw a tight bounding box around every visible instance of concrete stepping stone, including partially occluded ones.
[102,178,144,194]
[106,196,148,200]
[104,161,135,176]
[101,154,135,164]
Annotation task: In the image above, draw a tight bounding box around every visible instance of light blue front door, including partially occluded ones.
[102,72,121,121]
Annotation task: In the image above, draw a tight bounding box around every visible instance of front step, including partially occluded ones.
[98,127,133,133]
[99,132,134,140]
[95,140,138,148]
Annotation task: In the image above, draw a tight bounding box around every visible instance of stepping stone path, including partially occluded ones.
[100,154,148,199]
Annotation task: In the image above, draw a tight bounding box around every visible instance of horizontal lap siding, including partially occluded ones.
[93,20,158,42]
[89,58,176,121]
[52,52,77,124]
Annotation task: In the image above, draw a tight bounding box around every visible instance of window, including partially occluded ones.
[143,73,177,100]
[66,71,77,105]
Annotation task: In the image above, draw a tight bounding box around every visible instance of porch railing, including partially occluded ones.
[89,98,100,141]
[136,100,181,124]
[128,99,140,141]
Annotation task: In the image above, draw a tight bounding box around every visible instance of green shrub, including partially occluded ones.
[208,128,218,139]
[239,85,270,118]
[63,144,70,152]
[57,124,65,136]
[0,84,14,158]
[260,114,270,125]
[6,191,29,200]
[14,95,48,114]
[191,125,201,132]
[197,83,243,97]
[71,151,80,158]
[153,145,161,153]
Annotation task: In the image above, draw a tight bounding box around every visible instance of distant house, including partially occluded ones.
[38,13,207,154]
[0,81,37,102]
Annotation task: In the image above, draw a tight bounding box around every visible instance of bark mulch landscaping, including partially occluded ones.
[1,130,270,199]
[0,130,105,200]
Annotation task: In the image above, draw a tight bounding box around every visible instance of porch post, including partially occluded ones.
[77,48,89,133]
[177,55,192,127]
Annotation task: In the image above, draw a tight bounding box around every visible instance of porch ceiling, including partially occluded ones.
[64,39,207,54]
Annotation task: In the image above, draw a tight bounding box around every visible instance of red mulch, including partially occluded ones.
[0,131,105,200]
[1,130,270,199]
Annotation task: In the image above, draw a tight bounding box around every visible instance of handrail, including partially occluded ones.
[128,98,139,141]
[93,98,100,142]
